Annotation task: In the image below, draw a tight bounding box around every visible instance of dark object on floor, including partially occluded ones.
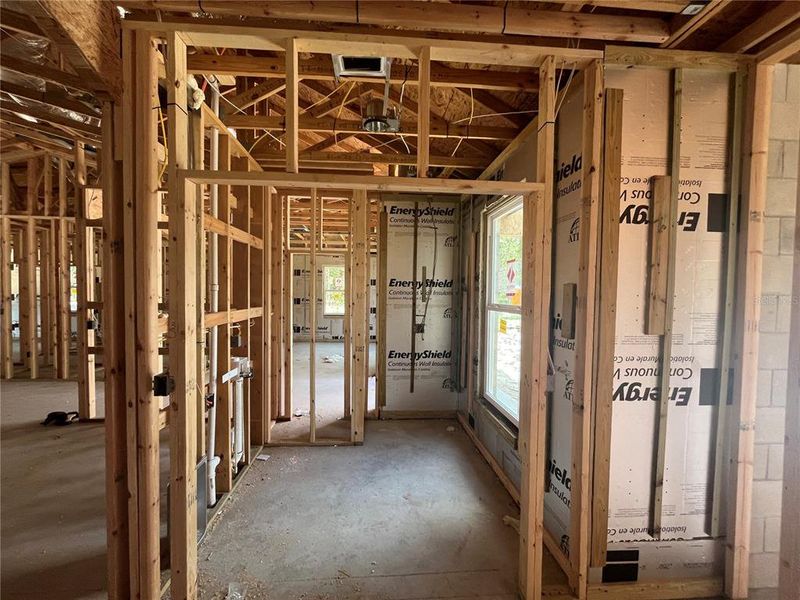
[41,411,79,426]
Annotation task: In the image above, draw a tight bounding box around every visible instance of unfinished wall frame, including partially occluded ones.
[106,19,775,600]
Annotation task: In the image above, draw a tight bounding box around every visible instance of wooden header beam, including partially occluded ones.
[181,169,543,195]
[122,18,602,67]
[121,2,669,44]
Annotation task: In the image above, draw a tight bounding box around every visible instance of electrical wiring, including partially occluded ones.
[204,75,285,150]
[450,88,474,157]
[451,108,536,124]
[157,105,168,181]
[302,81,347,113]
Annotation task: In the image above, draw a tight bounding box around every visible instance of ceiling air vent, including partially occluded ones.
[332,55,390,79]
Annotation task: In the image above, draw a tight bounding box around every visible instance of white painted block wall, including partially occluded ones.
[750,63,799,592]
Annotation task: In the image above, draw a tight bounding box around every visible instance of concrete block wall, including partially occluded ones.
[750,63,799,591]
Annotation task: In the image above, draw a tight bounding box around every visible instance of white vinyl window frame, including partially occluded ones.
[322,264,346,317]
[482,197,524,426]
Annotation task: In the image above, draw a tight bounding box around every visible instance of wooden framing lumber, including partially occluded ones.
[416,47,431,178]
[255,151,487,169]
[589,87,623,567]
[755,22,800,65]
[710,71,745,538]
[651,69,683,539]
[519,55,556,600]
[224,113,518,141]
[568,59,602,599]
[604,45,751,72]
[645,175,672,335]
[56,158,70,379]
[125,2,669,43]
[350,188,368,444]
[716,1,800,53]
[22,158,38,378]
[30,0,123,99]
[76,146,97,418]
[0,54,96,95]
[269,189,285,426]
[724,61,773,600]
[285,37,299,174]
[102,99,130,600]
[309,188,318,442]
[182,170,543,195]
[227,79,286,111]
[166,31,199,599]
[215,133,234,495]
[283,203,293,421]
[249,184,268,446]
[660,0,732,49]
[187,52,540,92]
[122,30,162,598]
[0,163,12,379]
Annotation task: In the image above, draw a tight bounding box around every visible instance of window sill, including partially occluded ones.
[477,396,519,449]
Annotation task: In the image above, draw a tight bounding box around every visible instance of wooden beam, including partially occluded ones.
[589,87,623,567]
[725,61,773,600]
[75,145,97,418]
[256,151,486,169]
[0,9,46,37]
[30,0,122,99]
[187,53,539,92]
[716,1,800,53]
[226,79,286,111]
[214,133,233,495]
[604,45,751,72]
[102,100,129,600]
[286,38,299,174]
[652,69,683,539]
[166,31,198,600]
[223,113,518,141]
[661,0,732,49]
[22,158,38,378]
[267,188,281,435]
[124,30,162,599]
[309,188,318,442]
[568,59,602,599]
[0,100,101,138]
[519,55,555,600]
[183,169,543,195]
[56,158,70,379]
[127,1,669,43]
[0,162,12,379]
[417,47,431,177]
[755,22,800,65]
[0,81,100,118]
[645,175,672,334]
[0,54,95,94]
[350,188,368,444]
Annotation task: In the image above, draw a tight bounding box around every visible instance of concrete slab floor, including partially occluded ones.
[271,341,377,443]
[0,378,170,600]
[195,419,568,600]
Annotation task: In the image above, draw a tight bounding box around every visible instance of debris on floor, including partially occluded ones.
[446,425,456,432]
[255,454,271,462]
[322,354,343,363]
[225,582,247,599]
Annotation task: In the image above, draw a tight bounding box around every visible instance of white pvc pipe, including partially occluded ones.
[207,85,221,507]
[233,377,245,467]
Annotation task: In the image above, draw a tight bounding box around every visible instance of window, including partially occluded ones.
[323,264,346,316]
[484,198,523,425]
